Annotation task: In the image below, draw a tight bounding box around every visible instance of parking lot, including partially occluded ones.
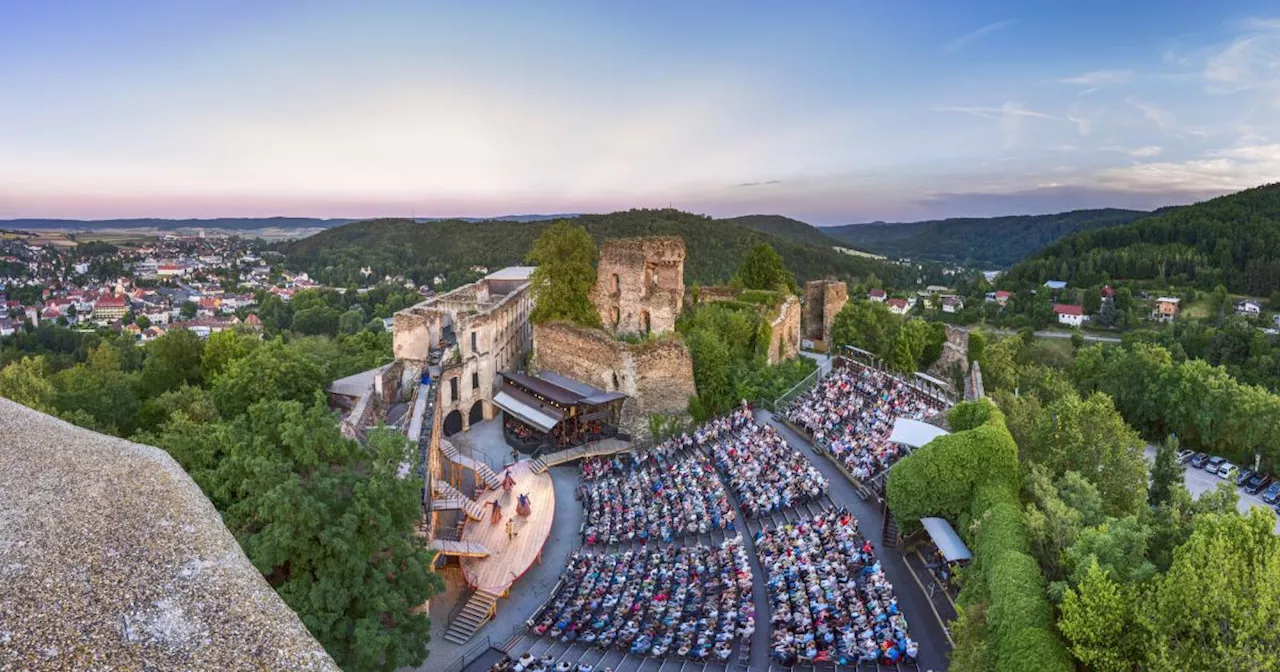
[1144,446,1280,534]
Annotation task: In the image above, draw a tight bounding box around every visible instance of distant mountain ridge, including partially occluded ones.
[825,208,1155,268]
[719,215,844,248]
[282,209,941,289]
[1005,183,1280,295]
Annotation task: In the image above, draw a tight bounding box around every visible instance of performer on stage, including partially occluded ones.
[516,493,531,517]
[489,500,503,525]
[502,469,516,494]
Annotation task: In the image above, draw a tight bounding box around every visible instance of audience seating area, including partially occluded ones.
[755,507,918,667]
[579,448,736,546]
[784,361,940,482]
[528,540,756,662]
[706,409,829,519]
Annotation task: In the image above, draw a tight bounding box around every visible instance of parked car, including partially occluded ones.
[1237,469,1255,487]
[1192,452,1211,468]
[1176,449,1194,465]
[1205,456,1226,473]
[1218,463,1238,480]
[1264,482,1280,504]
[1245,473,1272,495]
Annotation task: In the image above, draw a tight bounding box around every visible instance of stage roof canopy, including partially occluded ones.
[493,390,560,433]
[888,418,950,448]
[501,371,626,407]
[920,517,973,562]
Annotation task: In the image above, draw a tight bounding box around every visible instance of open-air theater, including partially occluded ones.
[493,372,628,456]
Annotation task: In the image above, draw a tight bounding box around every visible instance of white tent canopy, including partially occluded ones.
[888,418,950,449]
[920,517,972,562]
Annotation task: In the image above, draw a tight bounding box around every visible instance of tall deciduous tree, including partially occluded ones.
[527,222,601,328]
[739,243,796,293]
[141,328,205,396]
[1059,559,1141,672]
[1148,434,1182,507]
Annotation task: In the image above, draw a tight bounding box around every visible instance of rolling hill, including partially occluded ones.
[283,209,939,289]
[719,215,844,249]
[1005,183,1280,295]
[825,208,1152,268]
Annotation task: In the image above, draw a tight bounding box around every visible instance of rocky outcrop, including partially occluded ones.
[0,398,338,671]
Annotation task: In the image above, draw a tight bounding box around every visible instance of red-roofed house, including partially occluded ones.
[94,293,129,321]
[886,298,910,316]
[868,288,887,303]
[1053,303,1085,327]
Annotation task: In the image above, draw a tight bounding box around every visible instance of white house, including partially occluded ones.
[868,288,887,303]
[886,298,911,315]
[1236,300,1262,317]
[1045,280,1068,291]
[1053,303,1085,327]
[941,296,964,313]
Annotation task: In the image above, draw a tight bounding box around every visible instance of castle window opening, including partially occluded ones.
[611,273,620,294]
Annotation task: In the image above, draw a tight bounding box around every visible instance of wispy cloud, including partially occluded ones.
[943,20,1014,53]
[939,103,1057,149]
[1125,97,1177,132]
[1204,22,1280,98]
[737,180,783,188]
[1128,146,1163,157]
[1056,69,1135,86]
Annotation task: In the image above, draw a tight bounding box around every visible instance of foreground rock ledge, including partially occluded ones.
[0,397,339,671]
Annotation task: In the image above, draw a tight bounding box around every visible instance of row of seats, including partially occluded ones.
[529,539,755,661]
[706,409,829,519]
[579,448,736,546]
[756,507,918,667]
[785,362,938,482]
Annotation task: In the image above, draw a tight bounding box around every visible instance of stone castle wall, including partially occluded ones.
[802,280,849,349]
[767,295,802,365]
[532,321,696,437]
[925,324,970,390]
[593,237,685,337]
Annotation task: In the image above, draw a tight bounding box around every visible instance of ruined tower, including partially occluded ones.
[802,279,849,350]
[593,237,685,337]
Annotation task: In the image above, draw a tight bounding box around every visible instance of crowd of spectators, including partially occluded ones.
[579,448,736,546]
[706,409,829,518]
[529,540,756,661]
[491,652,608,672]
[784,361,939,482]
[755,508,918,666]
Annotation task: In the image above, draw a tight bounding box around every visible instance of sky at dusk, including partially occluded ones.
[3,0,1280,224]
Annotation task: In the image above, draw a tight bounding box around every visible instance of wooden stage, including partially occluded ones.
[460,460,556,595]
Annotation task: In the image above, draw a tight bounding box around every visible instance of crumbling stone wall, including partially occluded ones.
[767,295,802,365]
[802,280,848,349]
[532,321,696,437]
[593,237,685,337]
[925,324,970,387]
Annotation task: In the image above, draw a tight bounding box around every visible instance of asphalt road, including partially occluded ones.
[975,326,1123,344]
[1143,446,1280,534]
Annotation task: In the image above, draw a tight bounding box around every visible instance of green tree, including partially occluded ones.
[140,328,206,397]
[1059,559,1142,672]
[338,308,366,335]
[967,330,987,371]
[0,355,55,412]
[739,243,796,292]
[200,329,260,383]
[180,300,198,320]
[136,314,151,330]
[291,305,341,336]
[211,339,326,418]
[830,300,899,359]
[526,222,600,328]
[686,329,732,415]
[1148,434,1182,507]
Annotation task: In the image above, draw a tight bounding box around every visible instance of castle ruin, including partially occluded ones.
[592,237,685,337]
[802,279,849,351]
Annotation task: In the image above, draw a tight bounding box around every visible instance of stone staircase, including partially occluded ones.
[443,589,501,644]
[431,479,486,521]
[440,439,503,489]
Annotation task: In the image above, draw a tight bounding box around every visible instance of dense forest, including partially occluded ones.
[283,209,936,289]
[718,214,845,248]
[827,208,1151,268]
[1006,183,1280,294]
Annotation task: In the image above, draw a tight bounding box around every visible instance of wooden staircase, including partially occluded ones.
[440,439,503,489]
[428,539,490,558]
[529,456,549,475]
[431,479,486,520]
[443,589,501,644]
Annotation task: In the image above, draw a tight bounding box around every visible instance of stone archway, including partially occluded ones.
[443,410,463,437]
[468,400,485,426]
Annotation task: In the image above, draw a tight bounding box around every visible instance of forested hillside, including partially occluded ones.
[718,214,844,248]
[284,209,933,288]
[827,208,1151,267]
[1006,183,1280,294]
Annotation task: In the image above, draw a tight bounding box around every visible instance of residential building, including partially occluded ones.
[886,298,911,315]
[1044,280,1068,291]
[1154,297,1180,322]
[994,290,1011,307]
[1236,300,1262,317]
[868,288,887,303]
[1053,303,1085,327]
[941,295,963,313]
[93,293,129,321]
